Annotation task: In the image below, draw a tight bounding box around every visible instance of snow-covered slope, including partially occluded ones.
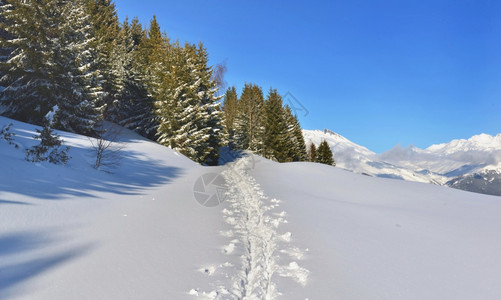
[252,160,501,299]
[303,129,501,195]
[2,117,501,299]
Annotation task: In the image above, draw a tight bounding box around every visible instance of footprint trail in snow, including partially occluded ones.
[191,156,309,299]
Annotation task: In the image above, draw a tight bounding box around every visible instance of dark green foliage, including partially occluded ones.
[228,84,308,163]
[84,0,120,120]
[135,16,170,141]
[0,1,12,88]
[293,122,307,161]
[0,122,17,147]
[316,140,335,166]
[114,18,157,139]
[194,43,227,165]
[233,83,265,153]
[307,142,317,162]
[0,0,103,136]
[155,41,226,165]
[26,124,70,164]
[0,0,63,123]
[283,105,307,162]
[263,89,288,162]
[223,86,238,147]
[85,0,119,52]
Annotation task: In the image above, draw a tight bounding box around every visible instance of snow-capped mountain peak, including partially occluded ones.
[303,129,501,196]
[426,133,501,154]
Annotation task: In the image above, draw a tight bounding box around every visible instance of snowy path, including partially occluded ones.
[191,156,309,299]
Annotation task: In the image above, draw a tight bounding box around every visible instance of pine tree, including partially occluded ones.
[307,142,317,162]
[84,0,120,121]
[283,105,307,162]
[0,0,103,135]
[192,42,226,165]
[223,86,238,147]
[263,88,288,161]
[140,15,170,127]
[53,0,105,135]
[0,122,17,148]
[0,0,13,92]
[292,114,307,161]
[26,123,70,164]
[316,140,335,166]
[141,15,165,93]
[114,18,157,139]
[155,44,183,148]
[233,83,265,153]
[0,0,57,123]
[155,42,226,165]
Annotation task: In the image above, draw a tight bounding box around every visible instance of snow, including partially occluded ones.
[1,116,501,299]
[216,157,309,298]
[44,105,58,124]
[251,161,501,299]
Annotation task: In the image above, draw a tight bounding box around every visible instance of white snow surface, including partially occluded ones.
[1,116,501,299]
[303,129,501,185]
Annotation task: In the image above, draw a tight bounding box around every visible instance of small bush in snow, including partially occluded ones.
[26,125,70,165]
[0,123,18,148]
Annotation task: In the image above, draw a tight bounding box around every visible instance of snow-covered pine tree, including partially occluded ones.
[316,140,335,166]
[53,0,104,135]
[0,0,54,123]
[155,43,204,162]
[155,41,186,150]
[307,142,317,162]
[233,83,265,153]
[0,0,103,135]
[263,88,288,162]
[222,86,238,148]
[140,15,170,123]
[192,42,226,165]
[141,15,166,95]
[26,122,70,165]
[292,110,307,161]
[283,105,307,162]
[84,0,120,121]
[155,42,225,165]
[114,18,157,139]
[0,0,13,93]
[138,16,179,145]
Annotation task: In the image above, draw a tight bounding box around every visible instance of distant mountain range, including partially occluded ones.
[303,129,501,196]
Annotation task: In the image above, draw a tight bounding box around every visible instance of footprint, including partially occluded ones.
[223,240,238,254]
[280,247,305,260]
[198,265,217,276]
[280,232,292,242]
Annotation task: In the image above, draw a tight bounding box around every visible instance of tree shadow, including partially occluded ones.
[0,200,32,205]
[218,147,260,166]
[0,146,183,200]
[0,230,95,298]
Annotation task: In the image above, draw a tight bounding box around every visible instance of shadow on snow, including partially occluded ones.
[0,146,183,200]
[0,229,95,298]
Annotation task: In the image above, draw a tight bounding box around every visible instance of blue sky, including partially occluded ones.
[114,0,501,153]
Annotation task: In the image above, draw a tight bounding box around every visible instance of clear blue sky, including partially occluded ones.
[114,0,501,153]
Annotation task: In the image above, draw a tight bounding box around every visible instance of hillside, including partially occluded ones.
[1,117,501,299]
[303,129,501,195]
